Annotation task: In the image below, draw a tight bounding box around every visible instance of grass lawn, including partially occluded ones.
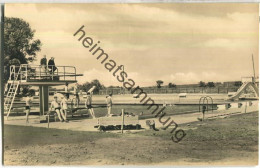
[4,111,258,165]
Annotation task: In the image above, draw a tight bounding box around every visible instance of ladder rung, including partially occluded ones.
[5,68,21,116]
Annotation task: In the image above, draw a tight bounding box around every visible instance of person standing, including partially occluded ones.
[73,83,80,107]
[65,82,69,93]
[60,95,69,122]
[48,57,57,73]
[40,55,47,75]
[50,96,66,122]
[85,92,96,119]
[64,82,70,99]
[106,93,113,117]
[202,105,206,121]
[25,94,33,123]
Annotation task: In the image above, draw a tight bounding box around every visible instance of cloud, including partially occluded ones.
[77,68,117,86]
[5,4,259,86]
[166,72,227,84]
[78,68,144,86]
[197,38,257,49]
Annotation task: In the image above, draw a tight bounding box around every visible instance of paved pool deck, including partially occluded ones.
[4,102,258,132]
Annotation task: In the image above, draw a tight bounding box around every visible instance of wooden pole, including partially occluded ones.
[47,115,50,128]
[121,109,124,134]
[245,102,247,113]
[252,54,256,83]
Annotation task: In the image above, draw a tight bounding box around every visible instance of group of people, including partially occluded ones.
[23,55,113,122]
[50,94,69,122]
[25,88,113,123]
[83,92,113,119]
[48,90,112,122]
[24,93,69,123]
[40,55,57,74]
[84,91,113,119]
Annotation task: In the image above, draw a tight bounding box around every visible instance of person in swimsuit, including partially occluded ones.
[60,95,69,122]
[25,94,33,123]
[85,92,96,119]
[50,96,66,122]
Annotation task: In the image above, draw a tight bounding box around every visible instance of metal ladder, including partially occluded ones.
[4,65,21,119]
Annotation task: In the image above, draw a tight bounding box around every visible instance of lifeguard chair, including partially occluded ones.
[4,64,82,119]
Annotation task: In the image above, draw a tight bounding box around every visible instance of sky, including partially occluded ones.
[5,3,259,87]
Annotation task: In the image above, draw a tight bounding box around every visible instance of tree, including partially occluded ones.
[207,82,215,87]
[9,58,21,66]
[79,79,105,94]
[234,81,242,87]
[156,80,164,88]
[91,79,105,94]
[4,17,42,81]
[168,82,176,88]
[199,81,206,87]
[79,82,91,92]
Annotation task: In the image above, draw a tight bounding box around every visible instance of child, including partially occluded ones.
[25,94,32,123]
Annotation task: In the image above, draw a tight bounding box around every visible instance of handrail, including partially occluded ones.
[9,64,78,82]
[199,96,214,113]
[25,64,76,68]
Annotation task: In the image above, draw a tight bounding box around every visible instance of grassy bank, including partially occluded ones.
[4,111,258,165]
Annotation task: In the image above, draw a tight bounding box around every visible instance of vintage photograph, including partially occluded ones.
[2,3,259,166]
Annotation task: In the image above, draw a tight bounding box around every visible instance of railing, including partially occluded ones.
[9,64,77,82]
[241,76,259,83]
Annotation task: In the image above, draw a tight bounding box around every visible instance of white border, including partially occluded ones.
[0,0,260,3]
[0,1,259,168]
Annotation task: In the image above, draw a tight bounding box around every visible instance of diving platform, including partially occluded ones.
[8,64,82,86]
[4,64,83,119]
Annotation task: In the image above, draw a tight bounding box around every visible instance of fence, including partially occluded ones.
[98,86,240,95]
